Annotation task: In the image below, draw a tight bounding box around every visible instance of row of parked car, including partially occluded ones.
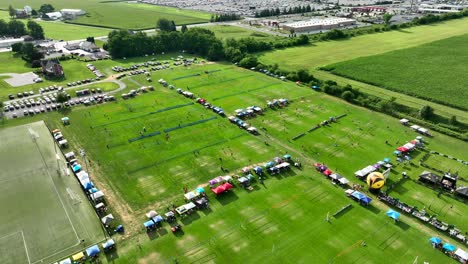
[121,86,154,99]
[4,92,69,111]
[66,78,98,87]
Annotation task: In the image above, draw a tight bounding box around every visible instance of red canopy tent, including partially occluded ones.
[323,169,333,176]
[397,147,408,152]
[211,182,233,195]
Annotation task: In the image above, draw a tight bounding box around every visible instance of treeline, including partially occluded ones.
[106,24,310,62]
[0,19,45,39]
[210,13,241,22]
[255,5,312,17]
[107,28,224,60]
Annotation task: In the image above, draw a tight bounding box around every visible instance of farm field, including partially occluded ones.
[201,25,283,41]
[258,17,468,71]
[1,58,467,263]
[322,34,468,110]
[0,121,105,264]
[0,0,211,30]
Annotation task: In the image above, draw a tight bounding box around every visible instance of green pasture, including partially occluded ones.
[258,18,468,71]
[0,121,105,264]
[201,25,282,41]
[0,11,111,40]
[423,153,467,176]
[323,34,468,110]
[2,62,467,263]
[0,0,211,29]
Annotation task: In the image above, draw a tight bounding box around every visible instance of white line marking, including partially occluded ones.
[20,230,31,264]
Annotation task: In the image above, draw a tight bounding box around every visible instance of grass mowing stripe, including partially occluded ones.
[212,83,280,101]
[190,74,254,89]
[92,102,194,128]
[163,116,217,133]
[172,73,201,80]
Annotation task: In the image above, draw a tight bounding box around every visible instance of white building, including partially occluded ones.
[60,9,86,19]
[45,11,63,20]
[282,18,356,33]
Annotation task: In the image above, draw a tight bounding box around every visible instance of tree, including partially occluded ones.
[181,25,188,33]
[383,13,393,27]
[38,4,55,14]
[419,105,434,119]
[11,42,23,52]
[56,92,69,106]
[27,20,45,39]
[86,36,95,43]
[170,21,177,31]
[8,20,27,37]
[8,5,15,18]
[449,116,458,125]
[0,19,8,36]
[157,18,173,32]
[21,43,44,62]
[31,9,38,16]
[238,56,258,69]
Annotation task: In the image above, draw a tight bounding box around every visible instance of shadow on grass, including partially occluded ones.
[180,211,201,225]
[146,230,159,240]
[396,29,412,34]
[365,204,381,214]
[157,227,168,237]
[215,190,239,206]
[104,250,120,262]
[395,220,410,230]
[58,107,72,116]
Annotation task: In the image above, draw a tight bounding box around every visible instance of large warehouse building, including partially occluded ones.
[282,17,356,33]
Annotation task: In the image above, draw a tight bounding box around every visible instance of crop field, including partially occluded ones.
[258,18,468,71]
[323,34,468,110]
[4,61,458,263]
[0,121,105,264]
[0,0,211,30]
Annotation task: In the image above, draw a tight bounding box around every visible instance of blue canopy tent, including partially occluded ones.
[429,237,442,244]
[264,161,275,168]
[386,209,401,220]
[383,158,391,163]
[443,243,456,252]
[86,245,100,257]
[351,191,372,205]
[152,215,164,224]
[89,187,98,194]
[283,154,291,160]
[196,187,205,194]
[254,166,263,175]
[83,181,94,190]
[312,85,319,90]
[144,220,155,227]
[72,164,81,172]
[393,150,401,155]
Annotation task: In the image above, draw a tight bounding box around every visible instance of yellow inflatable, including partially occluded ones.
[367,172,385,189]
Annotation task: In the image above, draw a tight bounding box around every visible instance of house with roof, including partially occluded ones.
[79,41,100,53]
[41,59,64,77]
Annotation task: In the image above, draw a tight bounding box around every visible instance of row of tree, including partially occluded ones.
[0,19,44,39]
[255,5,312,17]
[210,13,241,22]
[11,42,44,63]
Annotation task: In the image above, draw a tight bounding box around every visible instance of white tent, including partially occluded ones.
[410,125,420,130]
[455,248,468,261]
[101,214,114,224]
[339,178,350,185]
[145,210,158,219]
[91,190,104,201]
[399,118,409,124]
[59,258,71,264]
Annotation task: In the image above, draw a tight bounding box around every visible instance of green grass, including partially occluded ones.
[200,25,282,41]
[0,121,105,264]
[0,0,210,30]
[323,34,468,110]
[2,62,467,263]
[0,11,112,40]
[258,17,468,70]
[423,154,467,176]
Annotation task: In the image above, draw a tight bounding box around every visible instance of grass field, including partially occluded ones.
[424,154,468,176]
[0,11,111,40]
[0,121,105,264]
[11,61,462,263]
[258,18,468,71]
[1,61,467,263]
[0,0,211,30]
[323,34,468,110]
[201,25,282,41]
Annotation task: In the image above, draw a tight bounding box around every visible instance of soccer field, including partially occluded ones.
[0,121,105,264]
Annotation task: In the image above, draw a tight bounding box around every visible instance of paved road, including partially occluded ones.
[3,79,126,119]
